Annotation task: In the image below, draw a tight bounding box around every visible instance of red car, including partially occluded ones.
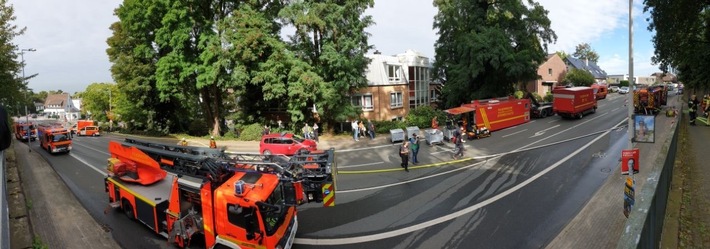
[259,132,317,155]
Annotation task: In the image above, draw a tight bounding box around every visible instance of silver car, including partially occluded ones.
[618,86,630,94]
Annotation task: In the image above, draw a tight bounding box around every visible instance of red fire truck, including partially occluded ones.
[445,96,531,139]
[13,122,37,141]
[552,86,597,119]
[36,122,73,154]
[105,138,336,249]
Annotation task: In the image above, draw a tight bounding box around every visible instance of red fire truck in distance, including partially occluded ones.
[552,86,597,119]
[13,122,37,141]
[105,139,336,249]
[36,122,73,154]
[445,96,531,138]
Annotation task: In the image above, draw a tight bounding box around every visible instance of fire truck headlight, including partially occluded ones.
[68,146,73,150]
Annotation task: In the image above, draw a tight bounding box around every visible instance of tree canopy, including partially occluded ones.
[564,68,595,86]
[572,43,599,63]
[106,0,373,135]
[644,0,710,89]
[433,0,557,108]
[0,0,28,115]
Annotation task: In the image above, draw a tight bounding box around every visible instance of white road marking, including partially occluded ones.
[339,162,384,169]
[336,143,395,152]
[70,153,106,175]
[502,129,528,138]
[529,125,560,138]
[295,118,626,245]
[72,142,110,156]
[337,160,487,194]
[547,119,559,124]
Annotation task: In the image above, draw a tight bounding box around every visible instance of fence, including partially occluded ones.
[617,113,680,248]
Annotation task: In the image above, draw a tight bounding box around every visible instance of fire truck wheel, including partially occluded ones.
[122,199,135,220]
[262,149,272,156]
[540,110,548,118]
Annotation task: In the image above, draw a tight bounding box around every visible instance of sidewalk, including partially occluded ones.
[8,142,120,249]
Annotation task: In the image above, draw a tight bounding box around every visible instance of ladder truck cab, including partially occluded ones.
[104,139,336,249]
[36,122,73,154]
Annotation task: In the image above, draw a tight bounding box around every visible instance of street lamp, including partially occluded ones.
[21,48,36,152]
[105,88,112,131]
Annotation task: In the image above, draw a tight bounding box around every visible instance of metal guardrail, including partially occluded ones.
[1,150,9,249]
[617,113,680,248]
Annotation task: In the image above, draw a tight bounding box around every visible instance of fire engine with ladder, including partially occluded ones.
[104,138,336,249]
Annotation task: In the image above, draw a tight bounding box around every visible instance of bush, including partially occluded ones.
[238,123,266,141]
[405,106,446,129]
[544,93,554,102]
[372,120,404,133]
[514,90,524,99]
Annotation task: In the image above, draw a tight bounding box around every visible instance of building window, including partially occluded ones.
[548,68,552,76]
[388,65,402,82]
[390,92,403,108]
[430,89,438,102]
[351,94,374,111]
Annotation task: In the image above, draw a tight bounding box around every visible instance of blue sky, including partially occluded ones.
[11,0,657,94]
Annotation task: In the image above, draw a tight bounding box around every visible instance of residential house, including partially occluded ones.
[354,50,434,121]
[34,102,44,113]
[565,57,608,84]
[606,74,626,84]
[651,72,678,83]
[636,76,657,85]
[526,53,567,97]
[43,93,80,121]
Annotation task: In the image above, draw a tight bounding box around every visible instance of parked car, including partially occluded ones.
[259,132,317,156]
[618,86,630,94]
[609,86,620,93]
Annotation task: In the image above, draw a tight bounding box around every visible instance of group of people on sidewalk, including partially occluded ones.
[688,94,710,126]
[397,118,466,172]
[351,119,375,141]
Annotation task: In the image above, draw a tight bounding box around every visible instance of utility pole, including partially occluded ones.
[21,48,37,152]
[627,0,634,153]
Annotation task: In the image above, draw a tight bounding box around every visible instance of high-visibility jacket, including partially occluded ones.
[209,139,217,148]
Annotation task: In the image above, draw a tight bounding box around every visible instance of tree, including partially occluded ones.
[572,43,600,63]
[556,51,569,61]
[0,0,26,115]
[644,0,710,90]
[79,83,116,122]
[433,0,557,108]
[563,68,595,86]
[280,0,374,129]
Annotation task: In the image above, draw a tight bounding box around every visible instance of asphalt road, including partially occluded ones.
[31,92,662,249]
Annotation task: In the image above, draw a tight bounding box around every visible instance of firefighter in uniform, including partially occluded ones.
[209,136,217,148]
[703,95,710,118]
[689,95,700,125]
[179,138,188,146]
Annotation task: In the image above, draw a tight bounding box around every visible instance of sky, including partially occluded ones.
[11,0,658,95]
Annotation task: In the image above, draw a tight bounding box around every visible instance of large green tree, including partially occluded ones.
[0,0,26,115]
[644,0,710,90]
[79,83,117,122]
[563,68,595,86]
[572,43,600,63]
[433,0,557,108]
[280,0,374,128]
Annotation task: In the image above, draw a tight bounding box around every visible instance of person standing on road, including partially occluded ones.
[432,116,439,130]
[179,138,188,146]
[399,140,410,172]
[367,119,375,140]
[689,95,700,125]
[302,123,311,139]
[409,133,420,164]
[209,136,217,148]
[312,122,319,142]
[453,127,465,159]
[351,120,359,141]
[358,121,366,138]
